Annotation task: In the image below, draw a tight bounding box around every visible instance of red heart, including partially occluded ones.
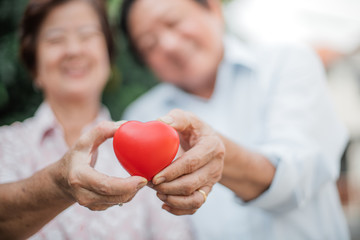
[113,121,180,181]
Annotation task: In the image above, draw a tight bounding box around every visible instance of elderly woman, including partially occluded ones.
[120,0,350,239]
[0,0,191,239]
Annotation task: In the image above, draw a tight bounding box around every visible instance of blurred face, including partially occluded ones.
[36,0,110,102]
[128,0,224,96]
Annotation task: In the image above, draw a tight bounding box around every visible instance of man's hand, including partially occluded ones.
[151,109,225,215]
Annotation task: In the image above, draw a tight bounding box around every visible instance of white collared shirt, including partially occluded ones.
[123,35,350,240]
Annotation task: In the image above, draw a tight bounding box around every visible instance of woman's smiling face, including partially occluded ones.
[128,0,224,97]
[36,0,110,101]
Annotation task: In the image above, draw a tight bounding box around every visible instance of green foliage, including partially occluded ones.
[0,0,230,125]
[0,0,43,125]
[0,0,157,125]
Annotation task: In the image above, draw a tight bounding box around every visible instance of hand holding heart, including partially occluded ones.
[110,109,224,215]
[55,121,148,211]
[152,109,225,216]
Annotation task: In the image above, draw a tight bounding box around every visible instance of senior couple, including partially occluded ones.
[0,0,349,239]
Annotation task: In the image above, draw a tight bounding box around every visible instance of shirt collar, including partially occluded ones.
[33,102,59,145]
[222,34,256,70]
[81,105,112,134]
[33,102,112,145]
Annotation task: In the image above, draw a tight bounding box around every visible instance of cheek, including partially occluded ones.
[86,39,110,81]
[36,46,63,84]
[147,54,179,83]
[184,16,223,55]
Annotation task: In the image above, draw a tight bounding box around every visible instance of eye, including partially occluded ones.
[167,17,180,28]
[78,26,102,41]
[46,35,65,45]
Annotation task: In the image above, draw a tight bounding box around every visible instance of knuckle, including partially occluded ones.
[153,185,166,194]
[87,205,97,211]
[186,157,200,173]
[68,174,81,189]
[93,121,109,138]
[77,197,91,207]
[97,121,108,131]
[181,184,195,196]
[88,205,107,211]
[216,141,226,160]
[209,165,222,183]
[74,139,87,150]
[170,108,183,115]
[123,194,136,203]
[214,170,222,182]
[171,211,182,216]
[197,172,207,185]
[188,209,197,215]
[97,180,110,195]
[118,192,134,203]
[123,181,138,193]
[191,197,203,209]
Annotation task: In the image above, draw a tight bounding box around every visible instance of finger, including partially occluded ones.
[153,136,220,184]
[158,109,200,133]
[157,186,211,210]
[153,160,220,195]
[87,201,133,211]
[76,120,126,152]
[86,203,113,211]
[75,186,138,208]
[162,204,197,216]
[70,166,147,196]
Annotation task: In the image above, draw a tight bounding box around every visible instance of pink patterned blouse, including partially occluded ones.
[0,102,193,240]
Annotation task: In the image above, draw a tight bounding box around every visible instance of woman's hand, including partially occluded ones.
[55,120,148,211]
[0,121,148,239]
[151,109,225,215]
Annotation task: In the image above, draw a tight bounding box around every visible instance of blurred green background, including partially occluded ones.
[0,0,158,125]
[0,0,230,125]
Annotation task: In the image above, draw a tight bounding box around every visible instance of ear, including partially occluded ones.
[207,0,224,21]
[34,77,43,89]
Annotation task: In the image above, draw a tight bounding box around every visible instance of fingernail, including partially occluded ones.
[158,116,174,125]
[137,180,148,190]
[157,193,167,201]
[153,176,165,185]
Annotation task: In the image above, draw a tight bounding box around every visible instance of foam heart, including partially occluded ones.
[113,121,180,181]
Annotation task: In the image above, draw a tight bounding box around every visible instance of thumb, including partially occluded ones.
[158,109,196,133]
[75,120,126,152]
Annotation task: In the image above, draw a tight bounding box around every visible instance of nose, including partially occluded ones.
[65,35,83,56]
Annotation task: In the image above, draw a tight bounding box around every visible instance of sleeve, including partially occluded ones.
[0,124,26,183]
[241,45,348,213]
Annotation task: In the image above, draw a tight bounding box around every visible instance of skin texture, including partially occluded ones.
[127,0,276,215]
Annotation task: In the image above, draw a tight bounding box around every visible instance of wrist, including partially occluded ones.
[218,134,249,181]
[47,158,75,205]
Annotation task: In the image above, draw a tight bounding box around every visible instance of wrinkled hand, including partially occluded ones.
[55,121,148,211]
[152,109,225,215]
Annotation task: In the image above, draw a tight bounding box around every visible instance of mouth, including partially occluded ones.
[62,63,88,78]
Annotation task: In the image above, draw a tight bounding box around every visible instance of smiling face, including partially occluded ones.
[128,0,224,97]
[36,0,110,102]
